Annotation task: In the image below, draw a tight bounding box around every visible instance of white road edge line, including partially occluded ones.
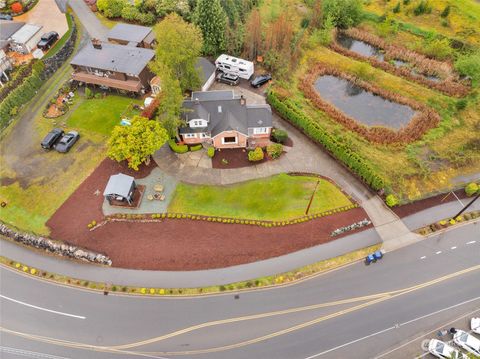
[304,296,480,359]
[0,294,86,320]
[0,346,73,359]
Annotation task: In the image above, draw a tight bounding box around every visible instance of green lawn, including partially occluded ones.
[168,174,353,221]
[67,94,141,136]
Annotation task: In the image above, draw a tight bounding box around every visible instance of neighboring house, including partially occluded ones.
[107,23,155,49]
[195,57,216,92]
[0,50,12,86]
[149,57,216,95]
[9,23,43,54]
[70,40,155,93]
[0,20,26,52]
[179,90,272,149]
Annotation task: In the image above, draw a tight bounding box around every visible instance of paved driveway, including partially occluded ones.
[15,0,68,38]
[68,0,109,40]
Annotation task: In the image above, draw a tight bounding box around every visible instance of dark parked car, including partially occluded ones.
[41,128,64,150]
[37,31,59,50]
[55,131,80,153]
[250,74,272,88]
[216,72,239,86]
[0,14,13,20]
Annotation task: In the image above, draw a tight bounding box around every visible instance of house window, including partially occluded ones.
[184,133,196,138]
[253,127,268,135]
[200,133,209,138]
[222,136,237,144]
[190,119,206,128]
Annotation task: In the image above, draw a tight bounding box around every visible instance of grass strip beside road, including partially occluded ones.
[0,244,380,297]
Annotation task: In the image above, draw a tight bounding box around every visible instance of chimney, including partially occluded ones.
[92,38,102,49]
[240,95,246,106]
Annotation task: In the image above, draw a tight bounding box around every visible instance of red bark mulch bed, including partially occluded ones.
[392,189,470,218]
[212,148,269,169]
[47,157,371,270]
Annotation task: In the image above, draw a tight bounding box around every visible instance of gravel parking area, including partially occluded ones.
[15,0,68,38]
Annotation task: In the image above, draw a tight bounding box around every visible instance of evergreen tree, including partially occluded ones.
[194,0,227,55]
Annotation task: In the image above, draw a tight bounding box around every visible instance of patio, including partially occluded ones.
[102,168,178,215]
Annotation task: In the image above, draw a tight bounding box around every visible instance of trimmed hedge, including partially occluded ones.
[189,144,203,152]
[0,61,45,131]
[248,147,264,161]
[207,147,215,158]
[168,139,189,154]
[267,90,385,191]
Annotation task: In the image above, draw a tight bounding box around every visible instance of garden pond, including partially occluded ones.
[336,34,441,82]
[313,75,416,129]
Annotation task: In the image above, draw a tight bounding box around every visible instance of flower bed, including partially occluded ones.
[330,28,470,97]
[331,218,371,237]
[96,204,360,231]
[416,210,480,236]
[300,62,441,144]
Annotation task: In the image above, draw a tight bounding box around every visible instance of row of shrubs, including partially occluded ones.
[267,90,385,191]
[0,61,45,131]
[0,61,35,101]
[168,140,205,154]
[105,204,359,227]
[330,29,469,97]
[417,210,480,235]
[300,63,441,145]
[248,143,283,162]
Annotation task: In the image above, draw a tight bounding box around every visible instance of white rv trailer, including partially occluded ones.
[215,54,254,80]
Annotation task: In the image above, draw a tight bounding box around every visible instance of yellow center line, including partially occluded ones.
[2,264,479,356]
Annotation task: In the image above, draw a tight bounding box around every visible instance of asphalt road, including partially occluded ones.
[1,223,479,359]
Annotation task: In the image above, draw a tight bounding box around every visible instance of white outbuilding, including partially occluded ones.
[9,23,43,54]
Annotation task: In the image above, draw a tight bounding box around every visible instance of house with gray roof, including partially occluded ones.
[107,23,155,49]
[0,20,26,51]
[179,90,273,149]
[70,41,155,93]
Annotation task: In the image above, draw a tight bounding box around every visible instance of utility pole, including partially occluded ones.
[452,192,480,219]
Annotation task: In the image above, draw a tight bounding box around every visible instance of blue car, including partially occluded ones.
[365,250,384,265]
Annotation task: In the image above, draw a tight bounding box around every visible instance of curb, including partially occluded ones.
[419,218,480,239]
[0,244,381,298]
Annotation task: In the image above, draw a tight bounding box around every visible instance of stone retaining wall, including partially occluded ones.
[41,13,77,80]
[0,223,112,266]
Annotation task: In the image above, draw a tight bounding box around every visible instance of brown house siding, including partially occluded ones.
[213,131,247,149]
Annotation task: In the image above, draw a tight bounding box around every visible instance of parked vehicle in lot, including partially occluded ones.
[215,54,254,79]
[453,329,480,356]
[55,131,80,153]
[0,14,13,20]
[41,128,64,150]
[472,318,480,334]
[250,74,272,88]
[216,72,239,86]
[364,250,383,265]
[37,31,59,50]
[428,339,468,359]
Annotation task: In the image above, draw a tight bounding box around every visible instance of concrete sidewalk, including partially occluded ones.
[0,228,382,288]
